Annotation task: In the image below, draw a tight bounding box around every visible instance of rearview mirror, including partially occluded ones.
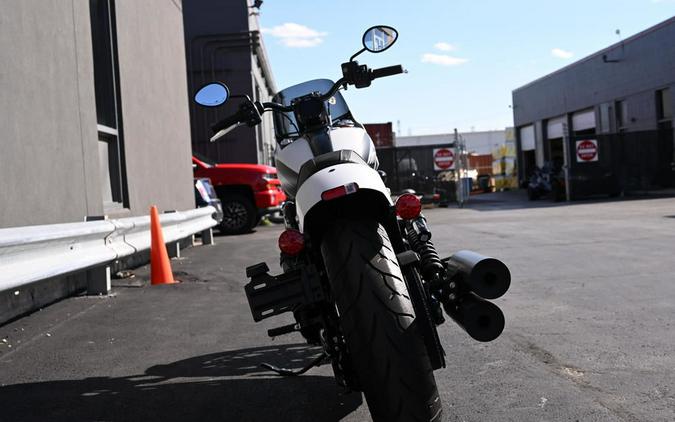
[362,26,398,53]
[194,82,229,107]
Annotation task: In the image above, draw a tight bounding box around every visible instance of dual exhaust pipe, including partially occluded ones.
[441,250,511,342]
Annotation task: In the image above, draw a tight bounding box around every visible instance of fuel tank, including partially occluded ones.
[274,126,379,198]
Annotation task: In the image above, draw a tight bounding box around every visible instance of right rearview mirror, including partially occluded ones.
[362,26,398,53]
[194,82,230,107]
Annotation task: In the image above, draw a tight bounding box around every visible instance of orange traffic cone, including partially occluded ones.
[150,205,177,285]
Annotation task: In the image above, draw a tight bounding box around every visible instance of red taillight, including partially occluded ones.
[278,229,304,255]
[321,182,359,201]
[395,193,422,220]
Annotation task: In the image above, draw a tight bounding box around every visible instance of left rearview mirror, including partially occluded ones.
[362,26,398,53]
[194,82,229,107]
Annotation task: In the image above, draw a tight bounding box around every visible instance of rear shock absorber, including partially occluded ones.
[404,215,447,324]
[405,216,443,281]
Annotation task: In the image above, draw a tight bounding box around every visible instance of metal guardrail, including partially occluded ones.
[0,206,217,293]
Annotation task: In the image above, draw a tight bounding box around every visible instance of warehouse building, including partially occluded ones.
[396,130,507,155]
[0,0,195,229]
[183,0,277,165]
[512,17,675,198]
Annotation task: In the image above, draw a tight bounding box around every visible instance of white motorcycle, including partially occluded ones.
[194,26,511,422]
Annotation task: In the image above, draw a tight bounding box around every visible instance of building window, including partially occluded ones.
[90,0,127,208]
[656,88,672,121]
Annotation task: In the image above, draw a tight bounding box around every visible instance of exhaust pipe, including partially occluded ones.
[443,292,505,342]
[445,250,511,300]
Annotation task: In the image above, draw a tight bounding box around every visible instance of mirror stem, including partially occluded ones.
[349,47,366,62]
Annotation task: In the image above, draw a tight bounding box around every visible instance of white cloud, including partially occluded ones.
[421,53,468,66]
[261,23,327,48]
[434,42,456,52]
[551,48,574,59]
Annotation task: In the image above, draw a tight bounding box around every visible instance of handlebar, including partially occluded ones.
[372,65,404,79]
[261,101,292,113]
[208,62,404,140]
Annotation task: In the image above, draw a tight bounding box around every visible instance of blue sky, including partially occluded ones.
[258,0,674,135]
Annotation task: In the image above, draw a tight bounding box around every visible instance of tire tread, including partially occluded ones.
[321,220,442,422]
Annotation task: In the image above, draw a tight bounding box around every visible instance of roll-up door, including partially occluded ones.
[547,116,565,139]
[572,109,596,132]
[519,125,535,151]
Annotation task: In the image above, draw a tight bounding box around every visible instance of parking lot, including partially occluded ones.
[1,192,674,421]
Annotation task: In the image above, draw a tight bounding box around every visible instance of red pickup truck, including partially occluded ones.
[192,153,286,234]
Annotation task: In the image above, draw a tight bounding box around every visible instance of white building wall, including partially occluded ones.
[395,130,507,155]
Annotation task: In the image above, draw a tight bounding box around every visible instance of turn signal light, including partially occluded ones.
[321,182,359,201]
[395,193,422,220]
[278,229,305,255]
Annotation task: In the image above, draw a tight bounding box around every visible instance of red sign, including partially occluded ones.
[433,148,454,170]
[576,139,598,162]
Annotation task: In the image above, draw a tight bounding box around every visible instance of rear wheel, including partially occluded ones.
[218,194,256,235]
[321,220,442,422]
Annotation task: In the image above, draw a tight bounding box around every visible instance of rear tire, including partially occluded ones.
[218,194,256,235]
[321,220,442,422]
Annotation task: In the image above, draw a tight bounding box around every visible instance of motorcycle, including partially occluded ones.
[193,26,512,422]
[527,161,565,201]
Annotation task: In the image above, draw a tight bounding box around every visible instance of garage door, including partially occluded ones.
[572,109,596,132]
[547,116,566,139]
[519,125,535,151]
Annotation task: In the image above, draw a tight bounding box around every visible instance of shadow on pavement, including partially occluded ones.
[448,190,675,212]
[1,344,362,422]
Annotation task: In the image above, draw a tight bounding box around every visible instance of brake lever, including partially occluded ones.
[210,122,244,142]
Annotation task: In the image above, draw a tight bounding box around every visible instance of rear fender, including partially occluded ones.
[295,163,392,232]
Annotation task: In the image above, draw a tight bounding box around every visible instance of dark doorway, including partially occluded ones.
[522,150,536,179]
[656,122,674,187]
[548,137,564,170]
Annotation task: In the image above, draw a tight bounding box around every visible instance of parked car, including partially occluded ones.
[194,177,223,224]
[192,153,286,234]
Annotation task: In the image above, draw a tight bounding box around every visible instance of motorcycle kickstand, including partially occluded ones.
[260,352,329,377]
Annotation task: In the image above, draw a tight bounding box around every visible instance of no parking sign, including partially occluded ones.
[576,139,599,162]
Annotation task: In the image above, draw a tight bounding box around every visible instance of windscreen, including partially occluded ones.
[272,79,352,141]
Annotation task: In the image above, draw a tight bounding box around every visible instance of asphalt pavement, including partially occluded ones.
[1,191,675,421]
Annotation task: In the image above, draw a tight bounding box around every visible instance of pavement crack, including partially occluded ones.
[508,333,642,422]
[0,299,105,361]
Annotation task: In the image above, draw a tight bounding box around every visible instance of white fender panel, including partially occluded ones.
[295,163,392,232]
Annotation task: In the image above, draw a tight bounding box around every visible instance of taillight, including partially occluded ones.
[259,173,280,191]
[278,229,304,255]
[395,193,421,219]
[321,182,359,201]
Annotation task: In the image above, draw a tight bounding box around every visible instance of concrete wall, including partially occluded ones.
[114,0,195,216]
[0,0,102,228]
[0,0,195,229]
[512,17,675,129]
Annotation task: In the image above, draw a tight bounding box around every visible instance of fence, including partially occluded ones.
[377,143,458,197]
[568,127,675,197]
